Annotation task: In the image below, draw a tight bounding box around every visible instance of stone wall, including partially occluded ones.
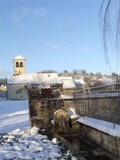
[53,108,79,134]
[28,87,79,134]
[79,123,120,158]
[28,87,64,130]
[74,92,120,124]
[29,97,64,129]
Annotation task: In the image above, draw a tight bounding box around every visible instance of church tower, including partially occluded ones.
[13,55,26,76]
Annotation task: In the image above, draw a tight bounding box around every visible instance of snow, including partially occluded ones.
[52,138,58,144]
[0,99,77,160]
[98,77,114,85]
[59,77,76,89]
[7,73,76,90]
[74,79,86,85]
[14,55,25,60]
[77,116,120,137]
[0,127,68,160]
[0,128,77,160]
[7,73,61,84]
[0,100,29,133]
[53,107,79,122]
[67,108,79,119]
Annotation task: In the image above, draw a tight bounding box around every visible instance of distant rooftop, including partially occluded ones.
[59,76,76,89]
[74,79,86,85]
[14,55,25,60]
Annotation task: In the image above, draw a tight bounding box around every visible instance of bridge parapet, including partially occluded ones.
[74,83,120,125]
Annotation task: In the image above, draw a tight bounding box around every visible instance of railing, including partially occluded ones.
[73,83,120,125]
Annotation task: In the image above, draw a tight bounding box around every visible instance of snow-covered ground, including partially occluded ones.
[0,99,29,133]
[0,99,77,160]
[0,126,77,160]
[1,98,120,159]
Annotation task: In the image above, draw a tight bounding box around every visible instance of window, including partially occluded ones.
[16,62,19,67]
[20,62,23,67]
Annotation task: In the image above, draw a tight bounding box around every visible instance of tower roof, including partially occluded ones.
[14,55,25,60]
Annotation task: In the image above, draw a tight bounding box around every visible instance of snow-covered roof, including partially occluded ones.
[98,77,114,85]
[74,79,86,85]
[77,116,120,137]
[14,55,25,60]
[59,77,76,89]
[7,73,61,85]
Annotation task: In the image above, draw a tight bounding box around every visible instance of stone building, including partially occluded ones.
[13,55,26,76]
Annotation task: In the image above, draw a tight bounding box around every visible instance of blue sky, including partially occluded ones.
[0,0,119,77]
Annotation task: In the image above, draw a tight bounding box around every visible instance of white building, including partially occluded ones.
[59,77,76,89]
[7,73,61,100]
[74,79,86,89]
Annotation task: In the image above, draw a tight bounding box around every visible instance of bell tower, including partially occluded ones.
[13,55,26,76]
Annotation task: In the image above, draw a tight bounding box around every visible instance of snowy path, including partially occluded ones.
[0,100,29,133]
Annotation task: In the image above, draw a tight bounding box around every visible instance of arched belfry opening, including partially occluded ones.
[13,55,26,76]
[20,62,23,67]
[16,62,19,68]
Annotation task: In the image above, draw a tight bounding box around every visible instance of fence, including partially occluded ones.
[73,83,120,125]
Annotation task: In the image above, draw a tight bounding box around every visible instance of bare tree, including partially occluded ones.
[100,0,120,53]
[99,0,120,73]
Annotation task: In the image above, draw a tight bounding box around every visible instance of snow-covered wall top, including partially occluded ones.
[77,116,120,137]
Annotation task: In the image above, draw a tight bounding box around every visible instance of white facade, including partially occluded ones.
[59,77,76,89]
[7,83,28,100]
[7,73,61,100]
[74,79,86,89]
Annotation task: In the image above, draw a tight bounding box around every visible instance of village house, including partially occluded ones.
[74,79,86,89]
[59,76,76,94]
